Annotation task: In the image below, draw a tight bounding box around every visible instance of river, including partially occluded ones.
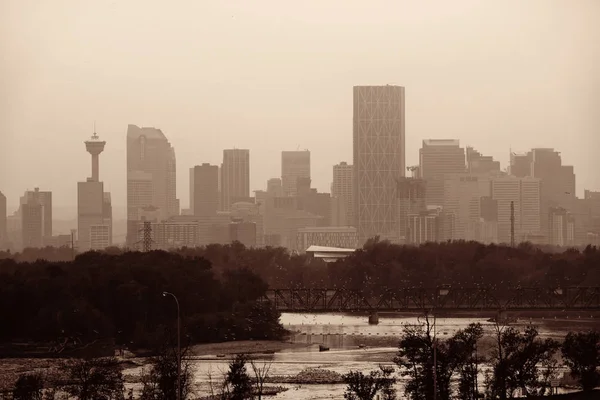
[124,312,599,399]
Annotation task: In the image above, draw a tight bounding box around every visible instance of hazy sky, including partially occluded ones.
[1,0,599,215]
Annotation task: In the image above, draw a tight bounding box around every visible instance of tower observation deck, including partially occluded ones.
[85,132,106,182]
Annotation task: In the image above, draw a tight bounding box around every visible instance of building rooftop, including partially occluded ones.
[423,139,460,146]
[306,245,357,253]
[127,124,167,140]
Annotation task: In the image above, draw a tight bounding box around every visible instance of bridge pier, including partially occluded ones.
[368,312,379,325]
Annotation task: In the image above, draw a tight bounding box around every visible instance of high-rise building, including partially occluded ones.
[126,124,178,244]
[221,149,250,211]
[548,207,575,247]
[331,162,354,226]
[330,196,348,227]
[20,188,52,248]
[78,131,112,251]
[407,207,446,245]
[267,178,283,196]
[397,178,426,242]
[192,163,219,216]
[299,188,332,227]
[282,150,311,197]
[0,191,6,247]
[509,152,532,177]
[354,85,405,244]
[510,148,576,243]
[189,167,195,214]
[21,201,43,248]
[466,147,500,174]
[229,220,257,247]
[419,139,466,207]
[167,147,179,216]
[530,148,576,238]
[491,176,541,244]
[443,174,492,240]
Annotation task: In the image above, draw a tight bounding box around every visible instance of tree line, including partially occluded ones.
[0,250,285,351]
[2,240,600,349]
[3,239,600,290]
[343,323,600,400]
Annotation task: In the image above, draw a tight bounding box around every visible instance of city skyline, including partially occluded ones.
[1,125,597,215]
[2,1,599,210]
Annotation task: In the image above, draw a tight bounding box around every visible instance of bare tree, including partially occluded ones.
[249,359,273,400]
[59,357,124,400]
[205,365,230,400]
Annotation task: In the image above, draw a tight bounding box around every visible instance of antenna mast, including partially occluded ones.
[510,201,515,247]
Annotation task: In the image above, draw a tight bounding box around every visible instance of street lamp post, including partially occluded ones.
[162,291,181,400]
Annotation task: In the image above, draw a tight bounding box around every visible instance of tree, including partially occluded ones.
[60,357,125,400]
[342,365,397,400]
[249,359,273,400]
[394,315,483,400]
[447,323,484,400]
[12,373,44,400]
[140,343,193,400]
[485,324,559,399]
[223,354,253,400]
[562,330,600,392]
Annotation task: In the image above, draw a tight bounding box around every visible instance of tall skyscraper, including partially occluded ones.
[20,188,52,248]
[491,176,541,244]
[331,162,354,226]
[192,163,219,216]
[0,191,6,247]
[282,150,311,197]
[353,85,405,243]
[510,148,576,243]
[221,149,250,211]
[189,167,195,214]
[127,124,178,245]
[530,148,576,239]
[78,131,112,251]
[419,139,466,207]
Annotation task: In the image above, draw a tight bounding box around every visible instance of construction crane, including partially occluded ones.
[406,165,419,178]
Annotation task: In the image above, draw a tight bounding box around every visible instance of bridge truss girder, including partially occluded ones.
[261,287,600,312]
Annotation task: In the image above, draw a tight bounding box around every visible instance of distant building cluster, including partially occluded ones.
[2,85,600,252]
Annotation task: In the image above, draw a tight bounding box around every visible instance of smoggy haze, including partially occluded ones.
[1,0,599,212]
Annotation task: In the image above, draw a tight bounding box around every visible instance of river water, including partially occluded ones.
[124,312,598,399]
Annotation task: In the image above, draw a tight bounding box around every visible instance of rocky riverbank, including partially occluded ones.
[266,367,343,385]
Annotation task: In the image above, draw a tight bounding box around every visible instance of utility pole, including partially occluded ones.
[142,221,152,252]
[433,312,437,400]
[510,201,515,247]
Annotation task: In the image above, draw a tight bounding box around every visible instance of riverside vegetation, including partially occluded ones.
[3,325,599,399]
[2,240,600,398]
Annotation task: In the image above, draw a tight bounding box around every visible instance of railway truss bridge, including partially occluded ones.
[261,287,600,313]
